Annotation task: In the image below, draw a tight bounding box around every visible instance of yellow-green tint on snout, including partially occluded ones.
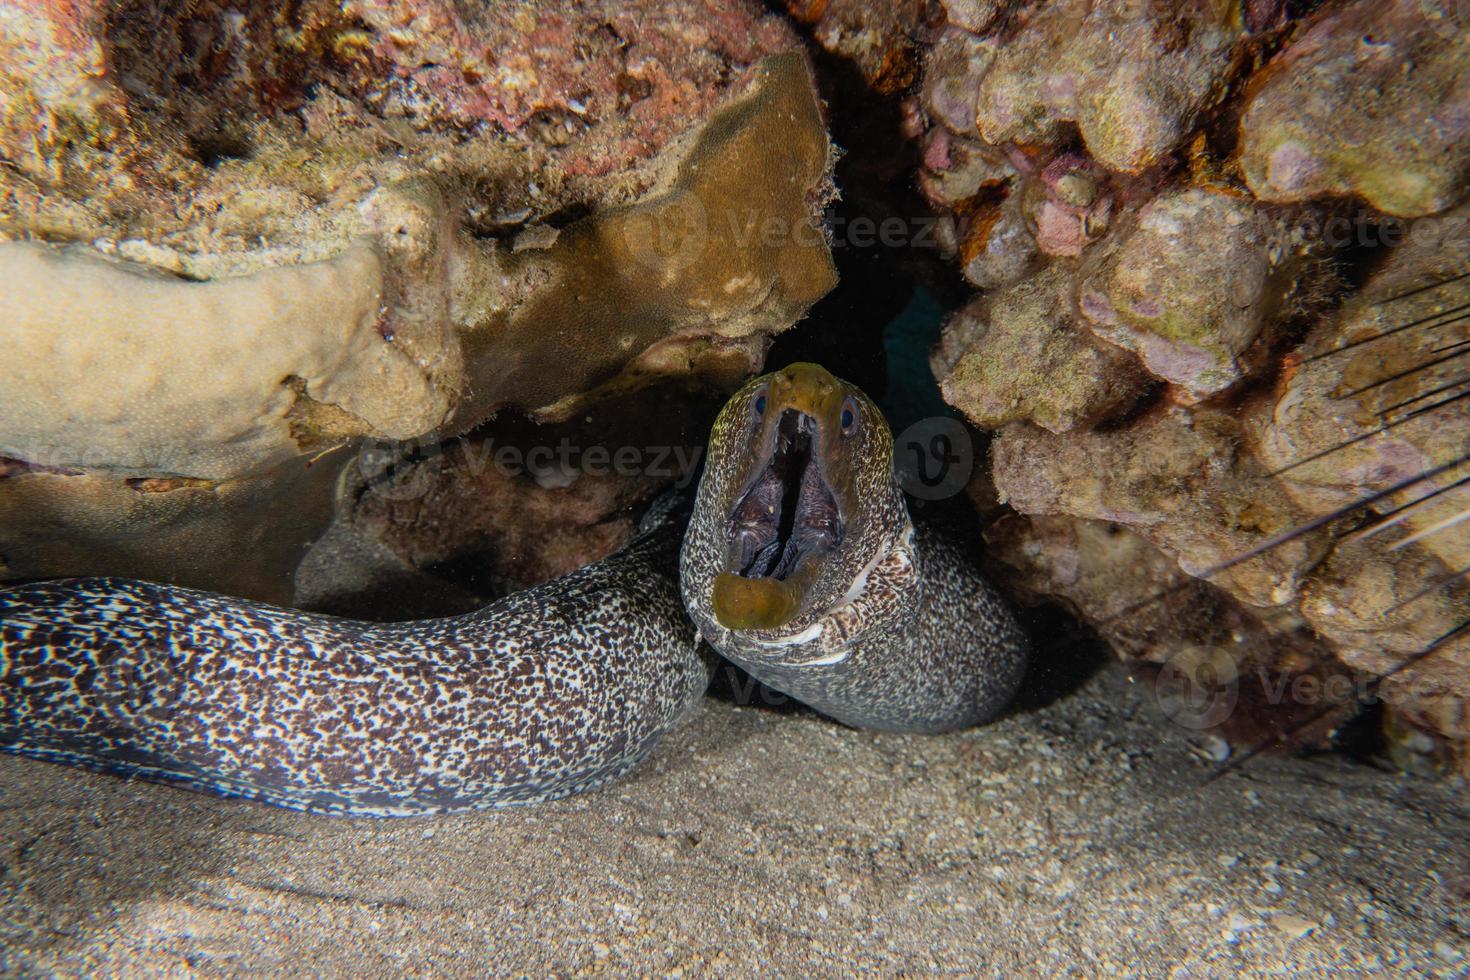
[710,363,854,633]
[765,362,845,431]
[711,572,801,630]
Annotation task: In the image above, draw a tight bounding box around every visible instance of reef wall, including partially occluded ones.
[6,0,1469,775]
[0,0,837,602]
[901,0,1470,772]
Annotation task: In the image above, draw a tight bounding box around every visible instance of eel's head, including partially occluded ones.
[682,362,906,642]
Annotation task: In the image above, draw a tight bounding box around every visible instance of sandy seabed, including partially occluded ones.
[0,665,1466,976]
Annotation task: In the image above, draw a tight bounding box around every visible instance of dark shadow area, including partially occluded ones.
[766,45,968,402]
[765,36,1114,719]
[1000,608,1111,716]
[706,661,814,716]
[187,129,254,169]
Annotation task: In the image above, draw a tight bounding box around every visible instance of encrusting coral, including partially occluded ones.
[0,1,836,601]
[973,0,1247,174]
[933,263,1149,433]
[1238,0,1470,218]
[906,0,1470,770]
[1077,188,1329,402]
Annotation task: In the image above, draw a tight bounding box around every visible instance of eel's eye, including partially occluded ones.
[840,398,857,435]
[753,392,767,418]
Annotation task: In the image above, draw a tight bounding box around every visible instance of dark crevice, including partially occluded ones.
[187,130,254,169]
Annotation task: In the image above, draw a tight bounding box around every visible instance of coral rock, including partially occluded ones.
[1078,189,1319,401]
[302,382,725,611]
[0,241,445,480]
[0,453,343,605]
[974,0,1244,173]
[0,0,833,599]
[450,52,838,426]
[920,27,997,137]
[1250,206,1470,750]
[1026,152,1113,258]
[993,407,1324,608]
[934,263,1149,433]
[923,144,1041,291]
[1239,0,1470,217]
[986,512,1336,683]
[917,131,1013,210]
[939,0,1006,34]
[1299,539,1470,748]
[783,0,926,93]
[1258,203,1470,574]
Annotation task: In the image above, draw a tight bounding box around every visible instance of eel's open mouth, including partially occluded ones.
[727,408,843,582]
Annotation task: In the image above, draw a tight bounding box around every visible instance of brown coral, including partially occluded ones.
[1078,188,1326,402]
[0,2,835,599]
[993,406,1325,608]
[973,0,1245,174]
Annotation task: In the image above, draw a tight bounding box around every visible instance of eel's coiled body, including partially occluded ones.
[0,503,709,816]
[0,363,1027,815]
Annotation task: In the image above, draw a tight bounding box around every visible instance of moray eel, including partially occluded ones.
[0,499,709,816]
[0,364,1026,815]
[682,363,1028,733]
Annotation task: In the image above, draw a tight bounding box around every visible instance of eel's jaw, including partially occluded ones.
[712,407,843,632]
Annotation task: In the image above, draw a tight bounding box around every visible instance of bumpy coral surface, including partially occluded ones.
[993,407,1325,609]
[1259,203,1470,576]
[782,0,926,93]
[1239,0,1470,217]
[933,263,1148,433]
[1078,188,1322,401]
[0,0,835,598]
[973,0,1245,173]
[901,0,1470,769]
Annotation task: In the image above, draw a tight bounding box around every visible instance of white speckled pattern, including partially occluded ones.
[681,370,1029,733]
[0,504,711,816]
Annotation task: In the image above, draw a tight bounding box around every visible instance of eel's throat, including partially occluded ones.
[712,408,843,631]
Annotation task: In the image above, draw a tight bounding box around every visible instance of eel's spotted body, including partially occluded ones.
[0,501,710,815]
[0,363,1027,814]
